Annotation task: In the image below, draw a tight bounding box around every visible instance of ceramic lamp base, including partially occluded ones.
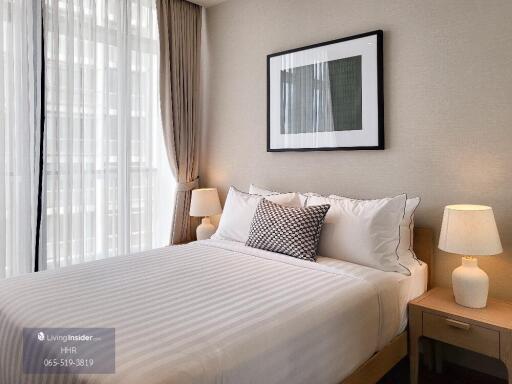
[196,217,216,240]
[452,256,489,308]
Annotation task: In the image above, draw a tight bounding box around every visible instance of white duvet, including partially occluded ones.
[0,240,406,384]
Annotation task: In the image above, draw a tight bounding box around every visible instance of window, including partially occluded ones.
[43,0,173,268]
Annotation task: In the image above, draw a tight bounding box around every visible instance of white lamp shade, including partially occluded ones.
[190,188,222,217]
[439,205,502,256]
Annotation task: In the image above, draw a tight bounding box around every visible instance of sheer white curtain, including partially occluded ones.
[42,0,174,269]
[0,0,42,278]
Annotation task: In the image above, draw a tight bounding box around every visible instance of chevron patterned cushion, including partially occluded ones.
[246,198,330,261]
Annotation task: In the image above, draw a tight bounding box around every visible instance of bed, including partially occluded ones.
[0,228,433,384]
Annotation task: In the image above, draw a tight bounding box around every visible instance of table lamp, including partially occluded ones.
[190,188,222,240]
[439,205,502,308]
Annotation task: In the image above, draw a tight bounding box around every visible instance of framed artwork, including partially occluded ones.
[267,30,383,152]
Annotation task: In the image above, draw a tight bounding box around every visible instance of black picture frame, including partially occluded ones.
[267,30,384,152]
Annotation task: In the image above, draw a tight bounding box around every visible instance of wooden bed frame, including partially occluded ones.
[341,227,434,384]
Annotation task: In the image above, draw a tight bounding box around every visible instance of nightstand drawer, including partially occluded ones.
[423,312,500,358]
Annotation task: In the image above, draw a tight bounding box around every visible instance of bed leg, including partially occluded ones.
[409,308,422,384]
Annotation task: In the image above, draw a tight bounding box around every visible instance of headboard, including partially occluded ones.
[413,227,434,289]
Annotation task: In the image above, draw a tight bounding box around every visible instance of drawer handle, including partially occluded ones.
[445,318,471,330]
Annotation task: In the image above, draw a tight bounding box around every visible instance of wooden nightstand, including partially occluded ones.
[409,287,512,384]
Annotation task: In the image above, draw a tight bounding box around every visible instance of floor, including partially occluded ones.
[378,357,507,384]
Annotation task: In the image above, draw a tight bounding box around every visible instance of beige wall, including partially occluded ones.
[200,0,512,300]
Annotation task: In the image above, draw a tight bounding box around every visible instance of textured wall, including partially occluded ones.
[200,0,512,300]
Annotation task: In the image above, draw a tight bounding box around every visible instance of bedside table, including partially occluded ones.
[409,287,512,384]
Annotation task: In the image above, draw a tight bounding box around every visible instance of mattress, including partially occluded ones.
[0,239,426,384]
[317,254,428,335]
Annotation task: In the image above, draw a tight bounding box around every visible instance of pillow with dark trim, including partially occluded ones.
[245,198,330,262]
[307,194,408,274]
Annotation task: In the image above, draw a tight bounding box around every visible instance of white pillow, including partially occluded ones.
[212,187,302,243]
[329,195,421,267]
[249,184,308,206]
[398,197,421,265]
[248,184,276,196]
[307,194,409,274]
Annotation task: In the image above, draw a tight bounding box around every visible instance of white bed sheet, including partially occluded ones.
[397,260,428,331]
[316,255,428,336]
[207,240,408,350]
[0,239,426,384]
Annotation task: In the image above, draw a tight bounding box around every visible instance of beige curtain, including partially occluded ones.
[156,0,202,244]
